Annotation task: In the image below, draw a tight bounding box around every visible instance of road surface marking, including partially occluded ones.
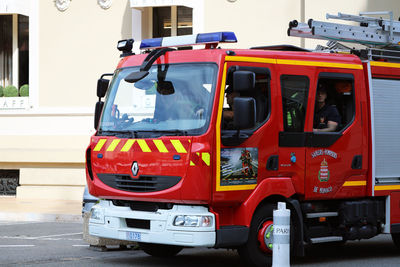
[0,245,35,247]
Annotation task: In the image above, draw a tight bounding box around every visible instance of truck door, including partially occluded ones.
[304,71,367,199]
[216,61,277,194]
[278,74,311,196]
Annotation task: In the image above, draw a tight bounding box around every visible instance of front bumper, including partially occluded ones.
[88,200,216,247]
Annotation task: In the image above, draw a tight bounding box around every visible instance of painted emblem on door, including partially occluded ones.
[318,158,330,182]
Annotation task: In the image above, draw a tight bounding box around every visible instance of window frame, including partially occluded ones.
[314,72,355,133]
[280,74,310,133]
[152,6,193,38]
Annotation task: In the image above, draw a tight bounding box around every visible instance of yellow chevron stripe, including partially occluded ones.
[153,140,169,153]
[343,181,366,187]
[202,152,210,166]
[137,139,151,152]
[121,139,135,152]
[106,139,121,152]
[190,161,195,166]
[93,139,107,151]
[171,140,187,153]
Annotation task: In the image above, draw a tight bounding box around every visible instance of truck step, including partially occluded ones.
[306,212,338,218]
[310,236,343,244]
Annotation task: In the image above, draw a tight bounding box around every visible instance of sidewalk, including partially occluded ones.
[0,196,82,222]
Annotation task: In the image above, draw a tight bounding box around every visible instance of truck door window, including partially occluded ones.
[314,73,354,132]
[281,75,309,132]
[222,66,270,130]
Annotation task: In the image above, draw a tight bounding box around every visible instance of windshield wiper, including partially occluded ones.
[98,130,137,138]
[134,130,188,137]
[98,129,188,138]
[125,48,175,83]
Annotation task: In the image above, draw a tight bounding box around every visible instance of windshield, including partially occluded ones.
[99,63,218,137]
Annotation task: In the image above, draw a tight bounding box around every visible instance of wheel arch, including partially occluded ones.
[234,177,304,257]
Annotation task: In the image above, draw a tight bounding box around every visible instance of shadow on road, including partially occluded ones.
[94,248,243,267]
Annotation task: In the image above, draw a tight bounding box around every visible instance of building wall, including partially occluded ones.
[203,0,302,49]
[39,0,132,108]
[0,0,132,200]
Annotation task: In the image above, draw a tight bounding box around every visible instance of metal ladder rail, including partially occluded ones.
[288,12,400,47]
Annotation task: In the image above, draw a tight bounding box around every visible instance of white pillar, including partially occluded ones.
[12,14,19,88]
[171,6,177,36]
[272,202,290,267]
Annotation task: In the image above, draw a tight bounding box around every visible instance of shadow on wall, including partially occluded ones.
[121,0,132,39]
[366,0,399,19]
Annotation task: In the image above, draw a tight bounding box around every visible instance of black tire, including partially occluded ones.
[238,203,297,267]
[139,243,183,257]
[392,233,400,249]
[238,204,275,267]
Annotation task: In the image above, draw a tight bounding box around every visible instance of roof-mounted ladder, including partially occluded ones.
[288,11,400,48]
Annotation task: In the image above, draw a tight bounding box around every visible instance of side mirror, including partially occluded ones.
[97,73,113,98]
[97,79,109,98]
[94,101,104,130]
[234,97,256,129]
[233,71,255,92]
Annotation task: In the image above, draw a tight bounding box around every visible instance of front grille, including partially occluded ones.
[112,200,174,211]
[97,174,181,192]
[126,218,150,229]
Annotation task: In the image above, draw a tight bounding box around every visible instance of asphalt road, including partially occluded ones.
[0,221,399,266]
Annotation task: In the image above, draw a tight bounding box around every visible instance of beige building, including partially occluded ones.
[0,0,399,201]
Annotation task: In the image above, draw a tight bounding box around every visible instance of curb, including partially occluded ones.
[0,212,83,223]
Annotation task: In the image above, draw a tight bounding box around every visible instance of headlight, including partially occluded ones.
[90,206,105,224]
[173,215,213,227]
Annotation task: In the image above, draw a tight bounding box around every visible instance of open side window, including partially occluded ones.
[221,65,271,146]
[314,73,355,132]
[222,66,270,130]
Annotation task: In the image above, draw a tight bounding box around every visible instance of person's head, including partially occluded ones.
[317,86,328,104]
[226,91,239,107]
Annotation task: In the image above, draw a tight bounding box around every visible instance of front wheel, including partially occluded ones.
[392,233,400,249]
[139,243,183,257]
[238,204,275,267]
[238,203,296,267]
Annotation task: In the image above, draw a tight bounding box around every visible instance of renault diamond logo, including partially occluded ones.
[131,161,139,176]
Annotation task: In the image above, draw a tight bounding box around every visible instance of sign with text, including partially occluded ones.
[0,97,29,110]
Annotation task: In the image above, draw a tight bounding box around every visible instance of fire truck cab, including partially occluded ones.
[86,20,400,266]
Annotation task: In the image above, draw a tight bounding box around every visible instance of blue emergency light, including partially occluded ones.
[139,31,237,50]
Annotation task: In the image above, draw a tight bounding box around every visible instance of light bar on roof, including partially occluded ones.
[139,31,237,49]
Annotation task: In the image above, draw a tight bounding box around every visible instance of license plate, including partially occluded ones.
[126,231,141,241]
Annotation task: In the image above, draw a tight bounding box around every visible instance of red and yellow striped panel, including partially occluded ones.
[93,138,190,154]
[189,152,211,166]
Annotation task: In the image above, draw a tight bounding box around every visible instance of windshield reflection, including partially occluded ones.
[99,63,217,137]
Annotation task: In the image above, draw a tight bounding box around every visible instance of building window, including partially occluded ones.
[177,6,192,36]
[153,7,171,37]
[0,15,12,88]
[152,6,192,38]
[0,14,29,90]
[0,170,19,196]
[18,15,29,87]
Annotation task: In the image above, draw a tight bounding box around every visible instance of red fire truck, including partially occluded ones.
[87,12,400,266]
